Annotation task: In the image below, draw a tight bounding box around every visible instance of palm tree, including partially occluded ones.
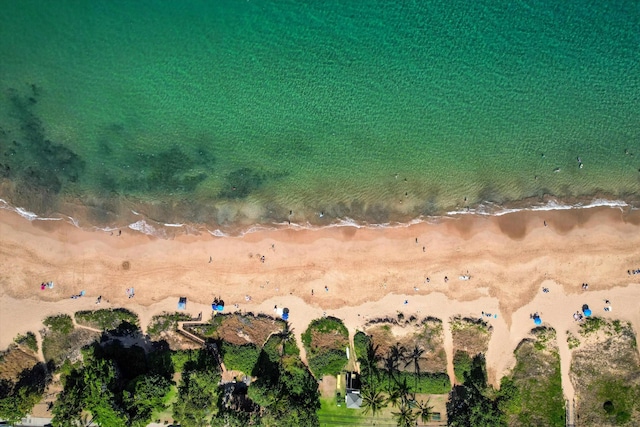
[384,343,405,389]
[394,376,413,406]
[392,400,417,427]
[415,398,434,425]
[390,342,406,365]
[383,352,399,389]
[362,341,381,384]
[386,384,403,409]
[404,344,425,389]
[361,387,387,417]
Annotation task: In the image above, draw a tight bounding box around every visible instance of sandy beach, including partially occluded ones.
[1,206,640,399]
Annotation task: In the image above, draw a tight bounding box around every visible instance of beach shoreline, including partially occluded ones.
[1,203,639,388]
[2,188,639,238]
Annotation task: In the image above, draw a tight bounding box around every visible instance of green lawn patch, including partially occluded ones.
[317,397,366,426]
[383,370,451,394]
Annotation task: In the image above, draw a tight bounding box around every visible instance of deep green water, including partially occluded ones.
[1,0,639,229]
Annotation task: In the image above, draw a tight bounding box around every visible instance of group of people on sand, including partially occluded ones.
[628,268,640,275]
[40,281,54,290]
[70,290,85,299]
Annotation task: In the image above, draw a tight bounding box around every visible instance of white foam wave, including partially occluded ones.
[446,198,629,217]
[208,229,229,237]
[128,220,166,238]
[164,223,185,228]
[65,215,81,228]
[1,198,62,221]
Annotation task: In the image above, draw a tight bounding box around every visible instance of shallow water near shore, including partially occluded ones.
[1,0,639,231]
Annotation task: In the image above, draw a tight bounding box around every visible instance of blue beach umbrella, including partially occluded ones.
[582,304,592,317]
[534,316,542,325]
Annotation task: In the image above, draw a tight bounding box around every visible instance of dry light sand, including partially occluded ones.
[1,205,639,401]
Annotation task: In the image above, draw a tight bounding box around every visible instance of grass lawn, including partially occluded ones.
[318,397,397,426]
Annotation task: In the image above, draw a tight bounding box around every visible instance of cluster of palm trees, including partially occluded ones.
[359,340,433,427]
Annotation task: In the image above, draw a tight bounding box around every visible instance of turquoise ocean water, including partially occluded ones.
[1,0,639,231]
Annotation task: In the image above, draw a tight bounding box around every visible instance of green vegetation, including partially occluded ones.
[318,397,368,426]
[453,350,472,383]
[391,370,450,394]
[0,362,50,424]
[447,354,509,427]
[571,318,640,425]
[308,349,348,378]
[567,331,581,350]
[301,317,349,347]
[42,315,101,367]
[43,314,74,335]
[220,343,260,375]
[172,351,222,427]
[74,308,139,331]
[248,334,320,426]
[503,330,565,426]
[354,333,440,426]
[450,317,489,334]
[147,312,194,337]
[169,350,198,372]
[354,330,369,362]
[52,342,172,427]
[14,332,38,353]
[579,317,607,335]
[593,378,638,425]
[532,327,556,351]
[302,317,349,377]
